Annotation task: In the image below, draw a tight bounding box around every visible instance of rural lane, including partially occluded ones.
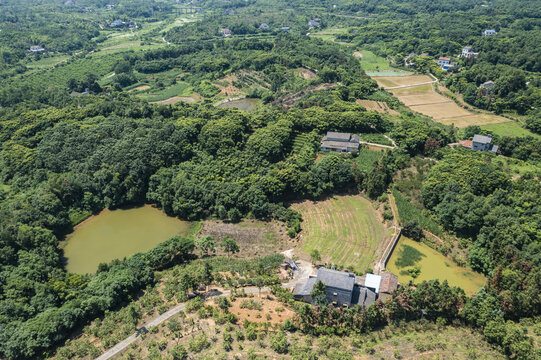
[94,286,271,360]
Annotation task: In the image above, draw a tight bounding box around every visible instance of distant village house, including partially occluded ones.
[221,28,232,37]
[483,29,497,36]
[29,45,46,53]
[280,26,291,31]
[461,46,478,58]
[321,131,360,153]
[110,19,126,28]
[461,134,498,154]
[259,23,270,30]
[308,20,320,28]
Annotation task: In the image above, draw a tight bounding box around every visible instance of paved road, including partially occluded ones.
[95,286,272,360]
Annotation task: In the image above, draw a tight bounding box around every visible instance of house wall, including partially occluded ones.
[325,286,353,305]
[472,142,489,151]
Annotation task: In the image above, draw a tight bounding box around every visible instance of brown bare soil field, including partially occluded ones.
[393,92,450,106]
[215,75,242,96]
[374,75,433,88]
[129,85,150,92]
[409,102,472,119]
[356,99,399,114]
[213,293,295,326]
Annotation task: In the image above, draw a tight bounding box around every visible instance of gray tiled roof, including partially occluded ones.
[321,140,359,151]
[325,132,352,141]
[473,134,492,144]
[317,268,355,291]
[292,277,317,296]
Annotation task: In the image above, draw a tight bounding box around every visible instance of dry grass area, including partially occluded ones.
[215,75,243,96]
[383,77,510,128]
[291,195,388,272]
[374,75,433,88]
[152,93,202,104]
[353,51,363,58]
[208,292,295,326]
[130,85,150,92]
[409,101,472,119]
[295,67,317,79]
[356,99,399,115]
[199,220,292,257]
[439,114,513,127]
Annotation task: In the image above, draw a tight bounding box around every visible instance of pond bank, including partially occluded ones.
[387,236,486,295]
[62,205,193,274]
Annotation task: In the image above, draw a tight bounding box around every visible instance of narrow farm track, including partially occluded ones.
[94,286,271,360]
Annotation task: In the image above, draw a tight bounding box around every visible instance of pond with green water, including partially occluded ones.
[62,205,192,274]
[387,236,486,295]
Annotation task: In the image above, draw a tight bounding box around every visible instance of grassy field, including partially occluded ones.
[216,98,259,112]
[481,121,541,138]
[356,49,392,72]
[25,55,70,69]
[387,236,486,295]
[137,82,193,102]
[356,148,384,172]
[292,195,386,272]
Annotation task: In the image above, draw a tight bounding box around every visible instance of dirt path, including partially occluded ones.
[95,249,313,360]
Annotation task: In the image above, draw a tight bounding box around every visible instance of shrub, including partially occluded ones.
[270,331,289,354]
[188,333,210,353]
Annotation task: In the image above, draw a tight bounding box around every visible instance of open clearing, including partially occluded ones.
[481,121,541,138]
[199,219,291,257]
[291,195,387,272]
[376,75,511,127]
[374,75,433,88]
[151,94,201,104]
[356,99,399,114]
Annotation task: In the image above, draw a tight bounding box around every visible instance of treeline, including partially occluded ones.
[0,236,194,359]
[284,279,537,359]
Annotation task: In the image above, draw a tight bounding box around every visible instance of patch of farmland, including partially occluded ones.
[356,99,399,114]
[291,133,311,153]
[381,77,510,128]
[374,75,433,88]
[292,195,387,272]
[481,121,541,138]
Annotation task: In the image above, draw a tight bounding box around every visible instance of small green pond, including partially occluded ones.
[62,205,192,274]
[387,236,486,295]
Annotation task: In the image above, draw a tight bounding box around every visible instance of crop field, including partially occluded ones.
[356,99,399,114]
[374,75,433,88]
[292,195,386,272]
[291,133,313,153]
[379,77,510,127]
[357,49,392,72]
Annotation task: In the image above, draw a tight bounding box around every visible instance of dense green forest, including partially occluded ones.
[0,0,539,358]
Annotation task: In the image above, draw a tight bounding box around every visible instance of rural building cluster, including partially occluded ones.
[292,267,398,307]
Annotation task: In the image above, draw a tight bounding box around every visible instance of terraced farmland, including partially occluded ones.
[292,195,386,272]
